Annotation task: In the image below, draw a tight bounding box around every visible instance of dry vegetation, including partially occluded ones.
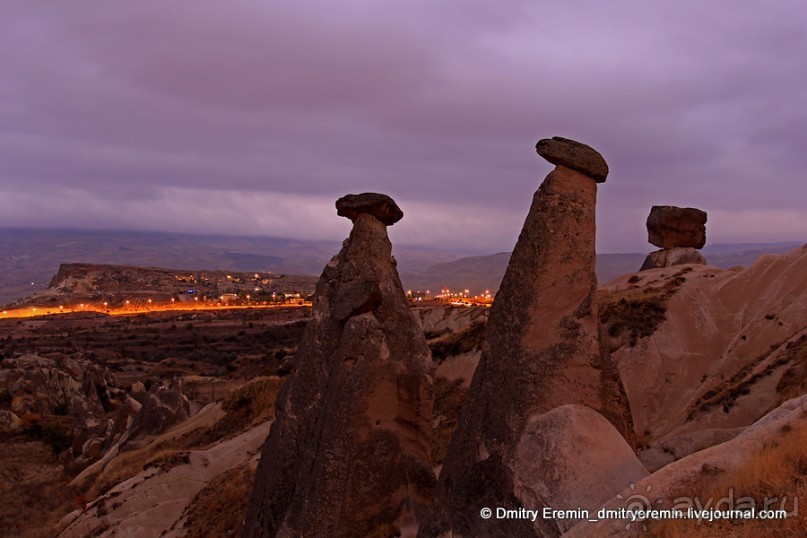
[687,333,807,421]
[776,335,807,404]
[77,376,283,502]
[652,423,807,537]
[0,439,77,538]
[599,267,692,349]
[0,307,308,382]
[182,464,255,537]
[174,376,284,451]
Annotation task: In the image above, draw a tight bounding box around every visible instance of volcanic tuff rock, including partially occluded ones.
[242,193,434,537]
[0,354,118,417]
[335,192,404,225]
[535,136,609,183]
[127,381,190,438]
[421,138,632,537]
[514,405,648,534]
[57,412,267,538]
[607,245,807,465]
[0,409,21,432]
[565,393,807,537]
[647,205,707,249]
[639,247,707,271]
[65,394,142,474]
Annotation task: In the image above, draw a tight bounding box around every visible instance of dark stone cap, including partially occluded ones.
[535,136,609,183]
[336,193,403,226]
[647,205,707,249]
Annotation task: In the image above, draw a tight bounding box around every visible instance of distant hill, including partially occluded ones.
[0,228,468,305]
[0,228,801,305]
[399,242,804,295]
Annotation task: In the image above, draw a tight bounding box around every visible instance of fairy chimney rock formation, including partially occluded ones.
[420,138,633,537]
[242,193,435,538]
[641,205,708,270]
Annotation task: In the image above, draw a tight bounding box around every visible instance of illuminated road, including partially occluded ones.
[0,302,311,320]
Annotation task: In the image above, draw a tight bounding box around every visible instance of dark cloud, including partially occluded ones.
[1,0,805,252]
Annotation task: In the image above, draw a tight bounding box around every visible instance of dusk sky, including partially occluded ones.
[1,1,805,254]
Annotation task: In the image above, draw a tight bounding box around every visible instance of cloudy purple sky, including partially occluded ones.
[1,1,805,254]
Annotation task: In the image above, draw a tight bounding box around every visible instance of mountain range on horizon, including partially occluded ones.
[0,227,802,305]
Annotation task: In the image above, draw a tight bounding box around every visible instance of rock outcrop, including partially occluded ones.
[0,353,159,473]
[639,247,706,271]
[0,354,118,418]
[0,409,21,433]
[605,244,807,469]
[242,193,435,537]
[421,137,632,537]
[65,394,143,474]
[513,405,648,534]
[127,381,190,438]
[647,205,707,249]
[641,206,708,270]
[565,393,807,537]
[57,417,270,538]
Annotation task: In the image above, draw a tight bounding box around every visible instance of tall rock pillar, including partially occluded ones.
[242,193,435,537]
[420,137,633,537]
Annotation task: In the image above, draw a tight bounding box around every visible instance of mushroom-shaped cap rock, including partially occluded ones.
[536,136,609,183]
[335,192,404,225]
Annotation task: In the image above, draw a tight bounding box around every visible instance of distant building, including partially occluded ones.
[220,293,239,305]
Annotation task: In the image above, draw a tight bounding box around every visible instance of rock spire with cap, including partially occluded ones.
[242,193,435,537]
[640,205,708,270]
[420,137,633,537]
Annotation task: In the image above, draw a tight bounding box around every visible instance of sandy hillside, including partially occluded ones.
[601,244,806,467]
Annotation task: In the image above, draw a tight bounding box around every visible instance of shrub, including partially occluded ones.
[53,401,69,416]
[175,376,284,450]
[40,421,73,455]
[651,425,807,537]
[0,388,11,407]
[183,465,254,537]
